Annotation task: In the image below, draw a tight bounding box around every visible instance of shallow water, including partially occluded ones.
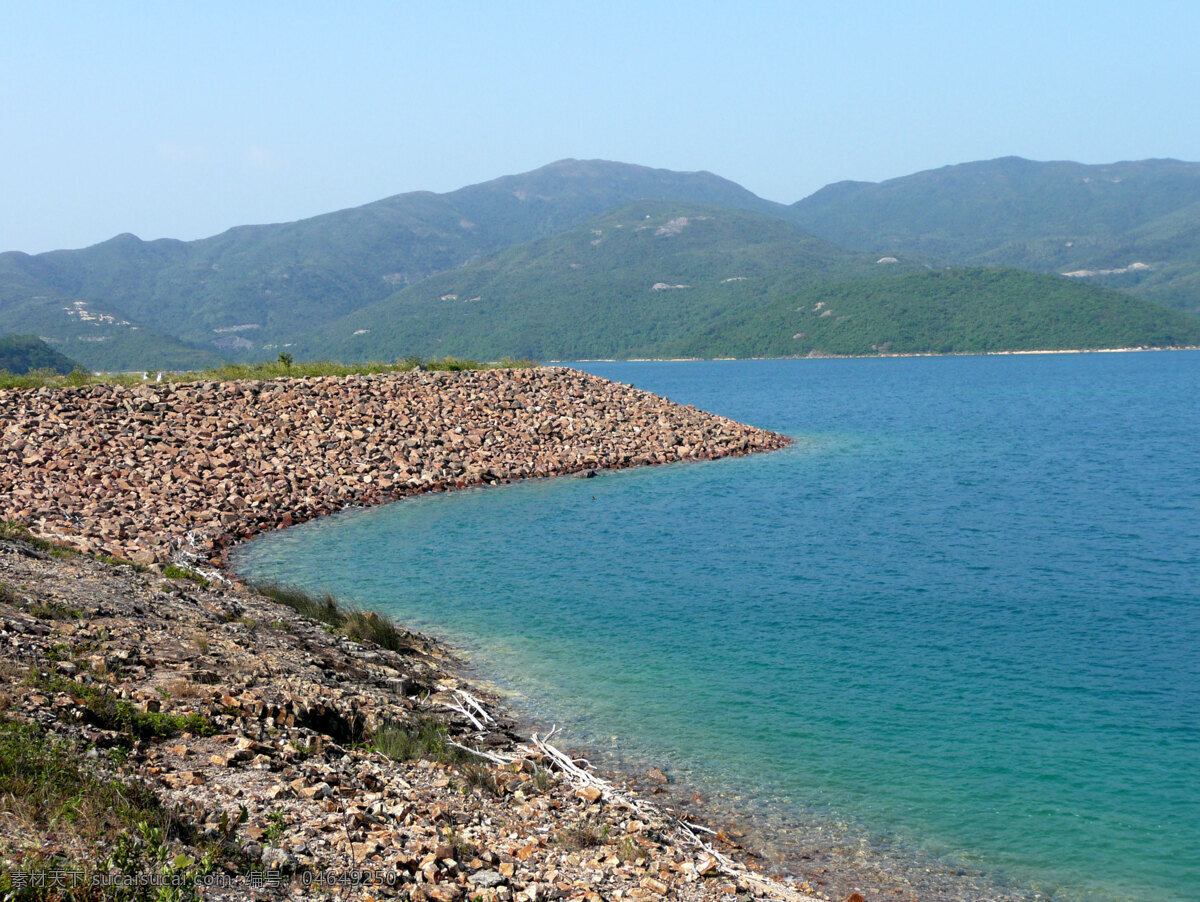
[233,353,1200,902]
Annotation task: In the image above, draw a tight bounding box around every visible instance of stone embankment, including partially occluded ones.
[0,367,788,565]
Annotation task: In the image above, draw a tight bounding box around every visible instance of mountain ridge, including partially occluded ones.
[2,156,1199,369]
[789,156,1200,313]
[0,159,793,368]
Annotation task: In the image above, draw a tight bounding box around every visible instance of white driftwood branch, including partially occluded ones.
[443,699,486,730]
[429,684,818,901]
[447,740,513,765]
[170,530,230,585]
[454,688,494,724]
[528,728,817,902]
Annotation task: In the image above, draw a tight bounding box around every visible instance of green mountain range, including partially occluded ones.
[1,157,1198,369]
[790,156,1200,314]
[300,201,911,361]
[304,202,1200,360]
[0,161,780,369]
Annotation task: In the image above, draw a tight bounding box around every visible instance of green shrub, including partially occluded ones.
[25,672,216,740]
[0,718,189,896]
[341,610,406,652]
[425,356,481,372]
[253,583,407,650]
[27,601,84,620]
[162,564,209,588]
[554,819,610,849]
[458,761,501,796]
[0,354,533,391]
[252,583,344,628]
[368,715,478,766]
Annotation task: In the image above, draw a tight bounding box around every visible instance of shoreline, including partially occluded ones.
[562,344,1200,363]
[0,366,809,901]
[226,479,1049,902]
[1,527,813,901]
[339,571,1048,902]
[0,366,788,568]
[1,365,1052,900]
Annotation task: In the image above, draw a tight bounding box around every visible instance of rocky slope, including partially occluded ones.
[1,531,823,902]
[0,368,823,900]
[0,367,788,566]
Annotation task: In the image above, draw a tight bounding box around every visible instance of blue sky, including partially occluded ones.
[2,1,1197,253]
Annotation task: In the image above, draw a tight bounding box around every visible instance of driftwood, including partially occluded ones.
[171,531,231,585]
[528,727,816,900]
[442,688,495,731]
[423,685,817,901]
[447,740,512,765]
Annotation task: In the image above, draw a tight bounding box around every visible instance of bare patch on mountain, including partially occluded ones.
[1062,262,1151,278]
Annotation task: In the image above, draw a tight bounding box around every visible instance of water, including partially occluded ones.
[233,353,1200,902]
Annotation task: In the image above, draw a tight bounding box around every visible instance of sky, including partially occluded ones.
[2,1,1198,254]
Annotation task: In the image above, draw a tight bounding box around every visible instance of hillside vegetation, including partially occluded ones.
[304,202,1200,359]
[706,268,1200,358]
[789,157,1200,314]
[1,157,1198,369]
[0,334,81,375]
[301,201,912,360]
[0,160,783,369]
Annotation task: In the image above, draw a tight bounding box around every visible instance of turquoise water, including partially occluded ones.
[233,353,1200,902]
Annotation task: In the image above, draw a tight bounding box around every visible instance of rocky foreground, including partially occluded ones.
[0,367,788,566]
[0,369,834,901]
[1,531,835,902]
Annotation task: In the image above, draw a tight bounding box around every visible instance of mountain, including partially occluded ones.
[2,156,1198,369]
[302,203,1200,360]
[0,160,786,369]
[0,255,226,372]
[298,200,908,361]
[707,268,1200,358]
[789,157,1200,314]
[0,334,82,375]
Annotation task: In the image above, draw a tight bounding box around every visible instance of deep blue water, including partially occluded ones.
[233,353,1200,902]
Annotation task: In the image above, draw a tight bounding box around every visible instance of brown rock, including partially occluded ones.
[640,876,670,894]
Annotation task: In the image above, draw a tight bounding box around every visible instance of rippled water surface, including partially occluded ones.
[234,353,1200,901]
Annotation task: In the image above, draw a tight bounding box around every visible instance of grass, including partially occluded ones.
[162,565,208,588]
[160,679,207,700]
[0,520,146,572]
[0,717,219,900]
[554,819,611,850]
[0,719,167,839]
[341,610,408,651]
[0,520,76,560]
[252,582,408,652]
[616,835,643,864]
[368,716,502,797]
[252,584,342,628]
[369,715,460,764]
[262,811,286,845]
[441,827,477,864]
[0,354,538,391]
[458,761,501,796]
[24,671,216,742]
[95,554,147,572]
[27,601,85,621]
